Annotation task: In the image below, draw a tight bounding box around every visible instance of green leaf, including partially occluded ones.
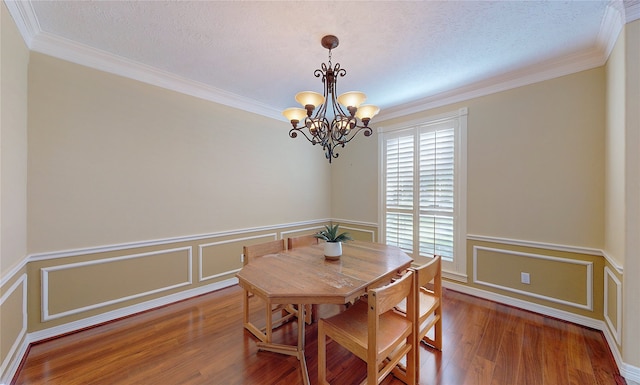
[313,224,352,243]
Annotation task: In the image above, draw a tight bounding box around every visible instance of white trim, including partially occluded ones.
[455,108,468,276]
[5,0,625,127]
[280,225,327,240]
[41,247,193,321]
[379,107,468,276]
[27,219,331,262]
[604,266,623,345]
[377,49,605,121]
[0,257,27,288]
[622,363,640,384]
[601,249,625,274]
[467,234,602,255]
[0,275,27,382]
[197,233,277,282]
[598,2,625,59]
[3,0,39,47]
[378,108,466,134]
[328,218,379,229]
[625,0,640,23]
[28,30,283,121]
[336,225,375,242]
[468,233,624,273]
[472,246,593,311]
[442,271,468,283]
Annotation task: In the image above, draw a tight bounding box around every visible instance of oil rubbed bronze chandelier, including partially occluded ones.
[283,35,380,163]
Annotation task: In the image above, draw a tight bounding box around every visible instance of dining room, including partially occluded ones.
[2,1,640,384]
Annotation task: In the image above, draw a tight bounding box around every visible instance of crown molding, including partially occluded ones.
[377,46,606,121]
[3,0,39,46]
[4,0,282,121]
[625,0,640,23]
[29,31,283,120]
[5,0,631,123]
[598,2,625,58]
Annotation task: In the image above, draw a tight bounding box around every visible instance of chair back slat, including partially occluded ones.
[243,239,285,265]
[416,255,441,288]
[370,270,414,315]
[287,234,319,249]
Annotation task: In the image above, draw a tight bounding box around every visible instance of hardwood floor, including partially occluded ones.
[13,285,625,385]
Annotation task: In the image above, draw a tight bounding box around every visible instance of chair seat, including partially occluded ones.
[322,299,413,360]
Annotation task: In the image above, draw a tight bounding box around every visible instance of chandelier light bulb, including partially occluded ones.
[337,91,366,109]
[355,105,380,120]
[282,107,307,123]
[295,91,325,109]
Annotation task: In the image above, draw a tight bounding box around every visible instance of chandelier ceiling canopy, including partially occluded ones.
[283,35,380,164]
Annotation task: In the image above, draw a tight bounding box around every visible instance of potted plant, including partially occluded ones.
[314,224,353,260]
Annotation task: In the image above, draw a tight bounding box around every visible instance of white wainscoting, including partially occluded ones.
[604,266,622,345]
[41,246,193,321]
[0,275,27,385]
[472,245,593,311]
[198,233,277,282]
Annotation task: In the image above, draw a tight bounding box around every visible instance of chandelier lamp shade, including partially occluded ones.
[283,35,380,163]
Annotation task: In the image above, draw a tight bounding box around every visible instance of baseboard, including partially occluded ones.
[622,362,640,384]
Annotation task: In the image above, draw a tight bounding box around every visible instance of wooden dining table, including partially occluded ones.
[236,240,413,385]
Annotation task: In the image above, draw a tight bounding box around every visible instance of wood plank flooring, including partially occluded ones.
[12,285,625,385]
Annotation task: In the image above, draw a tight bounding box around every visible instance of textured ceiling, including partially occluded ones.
[7,1,640,120]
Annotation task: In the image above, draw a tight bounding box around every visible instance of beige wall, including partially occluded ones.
[27,221,377,331]
[4,4,639,382]
[1,2,30,382]
[27,53,331,254]
[331,68,608,325]
[622,19,640,370]
[330,130,379,225]
[340,68,605,249]
[605,24,626,268]
[1,1,29,275]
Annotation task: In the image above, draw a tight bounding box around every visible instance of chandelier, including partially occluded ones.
[283,35,380,163]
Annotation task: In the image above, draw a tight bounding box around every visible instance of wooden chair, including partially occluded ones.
[286,234,319,250]
[286,234,319,324]
[395,255,442,379]
[318,270,416,385]
[242,239,302,343]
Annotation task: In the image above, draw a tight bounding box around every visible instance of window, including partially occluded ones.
[380,108,467,279]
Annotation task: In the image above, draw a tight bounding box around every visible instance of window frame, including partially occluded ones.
[378,107,468,281]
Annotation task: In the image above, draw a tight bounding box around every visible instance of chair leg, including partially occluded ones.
[434,312,442,350]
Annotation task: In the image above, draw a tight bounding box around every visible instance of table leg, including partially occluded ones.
[255,303,310,385]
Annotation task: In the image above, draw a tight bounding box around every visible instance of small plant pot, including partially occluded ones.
[324,242,342,260]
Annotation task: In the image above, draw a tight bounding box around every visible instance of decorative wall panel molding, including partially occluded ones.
[604,266,622,345]
[28,219,331,262]
[41,247,192,321]
[198,233,277,282]
[473,245,593,310]
[0,275,27,382]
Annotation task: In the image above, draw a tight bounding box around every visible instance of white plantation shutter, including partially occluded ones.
[382,109,466,274]
[419,127,454,259]
[385,135,414,252]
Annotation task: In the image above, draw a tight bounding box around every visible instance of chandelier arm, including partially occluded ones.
[289,126,318,144]
[333,125,374,145]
